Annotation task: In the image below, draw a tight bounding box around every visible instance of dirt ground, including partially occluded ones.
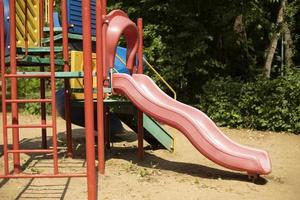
[0,114,300,200]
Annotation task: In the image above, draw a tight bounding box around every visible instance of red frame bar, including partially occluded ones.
[10,0,21,174]
[96,0,105,175]
[137,19,144,74]
[62,0,73,158]
[101,0,108,82]
[102,28,108,82]
[24,0,29,56]
[39,0,44,42]
[82,0,97,199]
[39,0,47,149]
[4,74,51,78]
[0,173,86,179]
[8,149,53,154]
[137,18,144,159]
[0,0,9,175]
[102,0,107,15]
[40,68,48,149]
[49,0,59,175]
[5,99,52,103]
[6,124,52,128]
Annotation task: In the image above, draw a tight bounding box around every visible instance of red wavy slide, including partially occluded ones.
[112,73,272,175]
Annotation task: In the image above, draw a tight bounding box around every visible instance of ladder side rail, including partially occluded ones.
[40,0,48,149]
[10,0,21,174]
[49,0,59,175]
[0,0,9,175]
[62,0,73,158]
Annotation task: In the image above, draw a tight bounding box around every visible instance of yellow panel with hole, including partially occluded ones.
[16,0,40,47]
[70,51,97,99]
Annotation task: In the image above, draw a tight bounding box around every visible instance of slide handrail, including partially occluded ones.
[143,58,177,100]
[115,54,177,100]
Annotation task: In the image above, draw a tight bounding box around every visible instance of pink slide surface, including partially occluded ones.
[112,73,272,175]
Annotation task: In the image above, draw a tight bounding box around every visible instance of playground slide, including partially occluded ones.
[112,73,272,175]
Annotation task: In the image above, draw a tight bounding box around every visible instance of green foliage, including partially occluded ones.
[198,70,300,133]
[107,1,299,133]
[108,0,300,103]
[197,77,244,128]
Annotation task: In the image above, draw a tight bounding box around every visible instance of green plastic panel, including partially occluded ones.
[142,114,174,151]
[16,47,63,54]
[113,103,174,151]
[5,56,64,66]
[16,71,97,78]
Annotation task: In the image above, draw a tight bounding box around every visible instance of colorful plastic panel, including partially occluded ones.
[16,0,40,47]
[67,0,97,36]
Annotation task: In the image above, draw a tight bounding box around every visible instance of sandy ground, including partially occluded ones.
[0,114,300,200]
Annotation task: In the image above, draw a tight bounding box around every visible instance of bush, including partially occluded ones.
[198,71,300,134]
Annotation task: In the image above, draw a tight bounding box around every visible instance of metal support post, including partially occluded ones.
[82,0,97,199]
[137,18,144,160]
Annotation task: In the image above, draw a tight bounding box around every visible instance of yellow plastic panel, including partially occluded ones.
[16,0,40,47]
[70,51,97,99]
[44,0,50,24]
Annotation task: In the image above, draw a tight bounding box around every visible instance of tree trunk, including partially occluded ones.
[263,0,286,78]
[284,26,294,68]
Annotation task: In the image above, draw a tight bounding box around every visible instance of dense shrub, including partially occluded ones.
[198,71,300,134]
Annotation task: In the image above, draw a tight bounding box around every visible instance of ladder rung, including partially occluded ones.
[8,149,53,154]
[6,124,53,128]
[5,99,52,103]
[4,74,51,78]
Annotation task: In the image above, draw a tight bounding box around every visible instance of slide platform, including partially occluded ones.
[112,73,272,175]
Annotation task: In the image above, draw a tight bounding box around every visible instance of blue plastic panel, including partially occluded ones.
[4,0,10,55]
[115,46,130,74]
[53,12,61,27]
[114,47,144,74]
[67,0,97,36]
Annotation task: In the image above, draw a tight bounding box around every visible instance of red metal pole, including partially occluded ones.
[96,0,105,175]
[102,0,107,15]
[10,0,21,174]
[62,0,73,158]
[82,0,97,199]
[137,18,144,160]
[137,19,144,74]
[39,0,47,149]
[101,0,108,84]
[49,0,59,175]
[39,0,44,43]
[0,0,9,175]
[24,0,28,56]
[40,67,47,149]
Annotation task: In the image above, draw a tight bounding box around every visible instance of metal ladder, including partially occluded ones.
[0,67,86,178]
[0,0,84,178]
[1,67,59,177]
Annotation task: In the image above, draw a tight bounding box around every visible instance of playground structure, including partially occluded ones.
[0,1,272,200]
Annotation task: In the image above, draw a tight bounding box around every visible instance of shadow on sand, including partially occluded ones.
[0,126,267,199]
[107,146,268,185]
